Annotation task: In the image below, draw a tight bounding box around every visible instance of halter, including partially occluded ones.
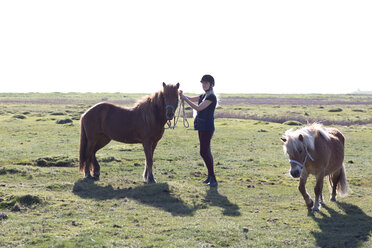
[165,104,175,111]
[166,99,189,129]
[289,146,314,169]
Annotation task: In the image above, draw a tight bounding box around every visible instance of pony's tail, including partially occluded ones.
[79,121,87,173]
[328,164,349,197]
[337,164,349,197]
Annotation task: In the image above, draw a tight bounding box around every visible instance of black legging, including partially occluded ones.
[198,130,214,175]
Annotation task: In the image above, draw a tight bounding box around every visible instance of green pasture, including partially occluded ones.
[0,93,371,247]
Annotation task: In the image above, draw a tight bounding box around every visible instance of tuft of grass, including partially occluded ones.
[34,156,76,167]
[17,195,41,206]
[283,120,302,126]
[328,108,343,112]
[100,156,121,163]
[56,118,73,124]
[352,109,365,112]
[0,167,21,175]
[13,114,27,119]
[0,194,41,209]
[50,112,66,116]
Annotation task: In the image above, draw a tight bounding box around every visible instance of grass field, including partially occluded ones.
[0,93,371,247]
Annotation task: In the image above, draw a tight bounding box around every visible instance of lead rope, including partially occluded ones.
[167,99,189,129]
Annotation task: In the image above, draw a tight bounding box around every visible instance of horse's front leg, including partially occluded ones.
[298,169,313,209]
[313,173,325,212]
[143,142,156,184]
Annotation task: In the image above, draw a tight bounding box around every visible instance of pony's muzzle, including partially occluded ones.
[290,167,301,178]
[165,105,175,120]
[166,112,174,120]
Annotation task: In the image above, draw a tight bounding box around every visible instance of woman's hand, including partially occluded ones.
[179,90,186,100]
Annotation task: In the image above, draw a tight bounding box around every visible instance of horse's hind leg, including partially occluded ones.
[84,155,93,179]
[91,155,100,180]
[298,170,313,209]
[91,135,111,180]
[83,139,99,179]
[329,169,341,202]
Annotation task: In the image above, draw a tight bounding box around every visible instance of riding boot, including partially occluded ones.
[203,174,212,184]
[207,174,218,187]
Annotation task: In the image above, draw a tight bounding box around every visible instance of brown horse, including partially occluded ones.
[281,123,349,212]
[79,82,180,183]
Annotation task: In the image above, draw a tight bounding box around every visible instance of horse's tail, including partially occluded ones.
[328,164,349,197]
[337,164,349,197]
[79,120,87,173]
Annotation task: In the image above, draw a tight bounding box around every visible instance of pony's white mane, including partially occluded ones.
[283,123,330,154]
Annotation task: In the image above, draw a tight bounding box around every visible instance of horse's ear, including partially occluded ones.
[280,137,287,143]
[299,134,304,142]
[162,82,166,88]
[176,82,180,89]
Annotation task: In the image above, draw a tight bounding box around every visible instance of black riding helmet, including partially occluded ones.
[200,74,215,87]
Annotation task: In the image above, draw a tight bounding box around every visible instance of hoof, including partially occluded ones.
[84,174,94,180]
[312,207,320,213]
[203,175,211,184]
[92,173,100,181]
[306,199,314,209]
[208,181,218,187]
[330,196,336,202]
[145,178,157,184]
[145,174,157,184]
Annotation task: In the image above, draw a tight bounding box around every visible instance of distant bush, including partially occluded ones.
[328,108,343,112]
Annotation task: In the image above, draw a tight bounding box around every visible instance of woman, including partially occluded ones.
[179,74,218,187]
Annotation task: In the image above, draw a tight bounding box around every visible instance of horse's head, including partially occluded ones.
[162,82,180,120]
[281,129,315,178]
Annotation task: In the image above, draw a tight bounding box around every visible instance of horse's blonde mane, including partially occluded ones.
[283,123,330,154]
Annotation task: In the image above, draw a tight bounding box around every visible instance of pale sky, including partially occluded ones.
[1,1,371,94]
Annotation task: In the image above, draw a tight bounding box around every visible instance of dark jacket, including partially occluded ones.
[194,93,217,131]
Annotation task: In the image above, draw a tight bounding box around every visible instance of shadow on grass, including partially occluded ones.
[311,202,372,248]
[72,179,201,216]
[204,187,241,216]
